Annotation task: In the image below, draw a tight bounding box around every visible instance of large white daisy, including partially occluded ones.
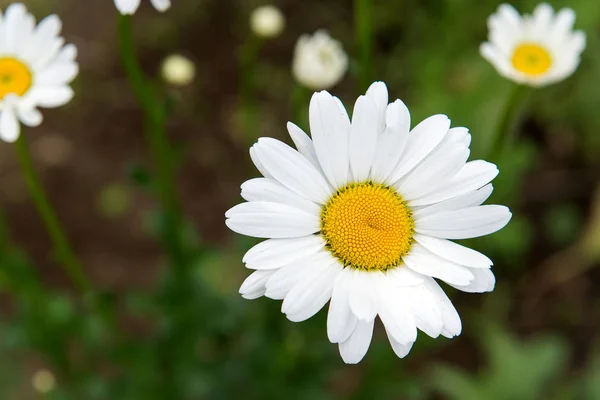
[0,3,78,143]
[114,0,171,15]
[226,82,512,364]
[480,3,585,87]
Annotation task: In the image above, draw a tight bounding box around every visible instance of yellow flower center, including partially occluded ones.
[0,57,33,99]
[321,182,414,271]
[511,43,552,76]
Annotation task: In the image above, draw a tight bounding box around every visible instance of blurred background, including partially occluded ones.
[0,0,599,398]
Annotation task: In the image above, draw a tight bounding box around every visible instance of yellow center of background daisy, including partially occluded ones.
[511,43,552,76]
[321,182,414,271]
[0,57,33,99]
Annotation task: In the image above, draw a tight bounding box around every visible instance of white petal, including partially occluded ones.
[415,205,512,239]
[0,106,20,143]
[377,275,418,344]
[243,235,325,270]
[327,268,357,343]
[365,81,388,131]
[249,146,272,178]
[403,244,474,286]
[349,95,379,182]
[241,178,322,215]
[253,138,333,204]
[308,91,350,188]
[114,0,141,14]
[385,266,425,286]
[448,268,496,293]
[387,335,414,358]
[264,251,329,300]
[26,86,74,108]
[387,114,450,183]
[409,160,498,207]
[549,8,575,44]
[3,3,28,54]
[239,270,276,300]
[414,234,493,269]
[36,62,79,86]
[150,0,171,12]
[402,284,443,338]
[531,3,554,41]
[412,184,493,218]
[338,319,374,364]
[225,202,320,239]
[286,122,320,169]
[284,260,342,322]
[17,107,43,127]
[395,144,469,201]
[422,277,462,338]
[370,99,410,183]
[347,269,380,321]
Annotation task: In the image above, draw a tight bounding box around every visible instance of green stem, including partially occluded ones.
[292,83,309,130]
[14,133,90,292]
[117,15,186,271]
[354,0,373,91]
[488,84,529,161]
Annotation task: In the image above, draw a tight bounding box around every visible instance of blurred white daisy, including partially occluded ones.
[114,0,171,15]
[250,5,285,38]
[292,30,348,90]
[0,3,78,143]
[226,81,512,364]
[481,3,586,87]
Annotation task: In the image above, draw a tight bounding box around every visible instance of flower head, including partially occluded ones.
[161,54,195,86]
[226,81,512,364]
[0,3,78,143]
[481,3,586,87]
[292,30,348,90]
[114,0,171,15]
[250,5,285,38]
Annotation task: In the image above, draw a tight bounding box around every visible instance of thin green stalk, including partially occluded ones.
[14,133,90,292]
[292,83,309,130]
[117,15,186,271]
[354,0,373,91]
[488,84,529,161]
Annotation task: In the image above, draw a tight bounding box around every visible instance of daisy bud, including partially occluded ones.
[161,54,196,86]
[250,5,285,38]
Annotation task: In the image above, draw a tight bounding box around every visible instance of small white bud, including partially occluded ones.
[250,5,285,38]
[161,54,196,86]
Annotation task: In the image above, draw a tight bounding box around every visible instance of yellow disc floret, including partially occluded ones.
[0,57,33,99]
[511,43,552,76]
[321,182,414,271]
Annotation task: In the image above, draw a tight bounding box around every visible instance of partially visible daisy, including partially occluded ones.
[114,0,171,15]
[250,5,285,39]
[226,81,511,364]
[481,3,585,87]
[0,3,78,143]
[292,30,348,90]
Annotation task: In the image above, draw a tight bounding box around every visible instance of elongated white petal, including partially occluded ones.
[0,106,20,143]
[327,268,357,343]
[414,234,492,268]
[239,270,276,300]
[26,86,74,108]
[403,244,474,286]
[365,81,388,132]
[387,114,450,183]
[448,268,496,293]
[264,252,329,300]
[225,202,320,238]
[349,95,379,182]
[243,235,325,270]
[412,184,493,218]
[385,266,425,286]
[347,269,380,321]
[415,205,512,239]
[114,0,141,14]
[286,122,321,169]
[422,277,462,338]
[308,91,350,188]
[402,285,443,338]
[338,319,374,364]
[409,161,498,207]
[252,138,332,203]
[387,335,414,358]
[150,0,171,12]
[370,99,410,183]
[377,275,418,344]
[241,178,322,216]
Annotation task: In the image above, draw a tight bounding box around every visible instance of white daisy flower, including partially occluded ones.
[250,5,285,39]
[0,3,78,143]
[114,0,171,15]
[480,3,586,87]
[292,30,348,90]
[226,81,512,364]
